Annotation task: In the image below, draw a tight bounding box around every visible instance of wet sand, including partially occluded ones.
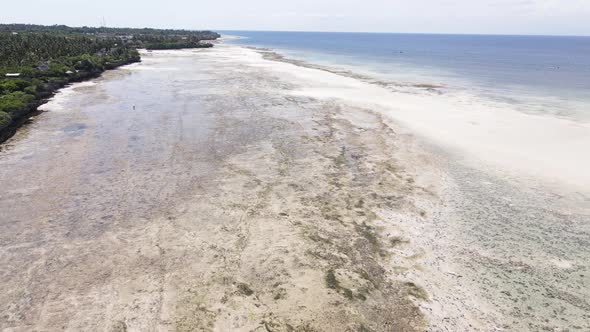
[0,45,588,331]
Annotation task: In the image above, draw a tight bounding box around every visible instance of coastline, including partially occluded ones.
[0,56,141,144]
[0,26,220,145]
[0,44,588,331]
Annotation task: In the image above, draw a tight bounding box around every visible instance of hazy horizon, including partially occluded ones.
[2,0,590,37]
[6,24,590,38]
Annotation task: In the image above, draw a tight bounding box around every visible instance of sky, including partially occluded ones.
[2,0,590,36]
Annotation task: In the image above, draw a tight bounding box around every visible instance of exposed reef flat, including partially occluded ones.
[0,46,588,331]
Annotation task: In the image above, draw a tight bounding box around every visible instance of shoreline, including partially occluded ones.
[0,44,221,145]
[230,44,590,196]
[0,57,141,144]
[0,44,588,331]
[0,25,220,145]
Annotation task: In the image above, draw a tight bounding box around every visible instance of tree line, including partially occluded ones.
[0,24,221,39]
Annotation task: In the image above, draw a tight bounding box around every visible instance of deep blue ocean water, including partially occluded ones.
[223,31,590,121]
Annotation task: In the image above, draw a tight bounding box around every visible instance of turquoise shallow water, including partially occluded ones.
[224,31,590,121]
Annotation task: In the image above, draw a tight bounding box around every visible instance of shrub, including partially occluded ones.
[24,86,37,94]
[0,91,35,115]
[0,111,11,128]
[0,78,31,93]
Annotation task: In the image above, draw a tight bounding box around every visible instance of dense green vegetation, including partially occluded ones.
[143,41,214,50]
[138,34,216,50]
[0,24,220,51]
[0,24,220,39]
[0,33,140,68]
[0,24,219,140]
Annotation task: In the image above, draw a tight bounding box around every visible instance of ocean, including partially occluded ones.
[223,31,590,122]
